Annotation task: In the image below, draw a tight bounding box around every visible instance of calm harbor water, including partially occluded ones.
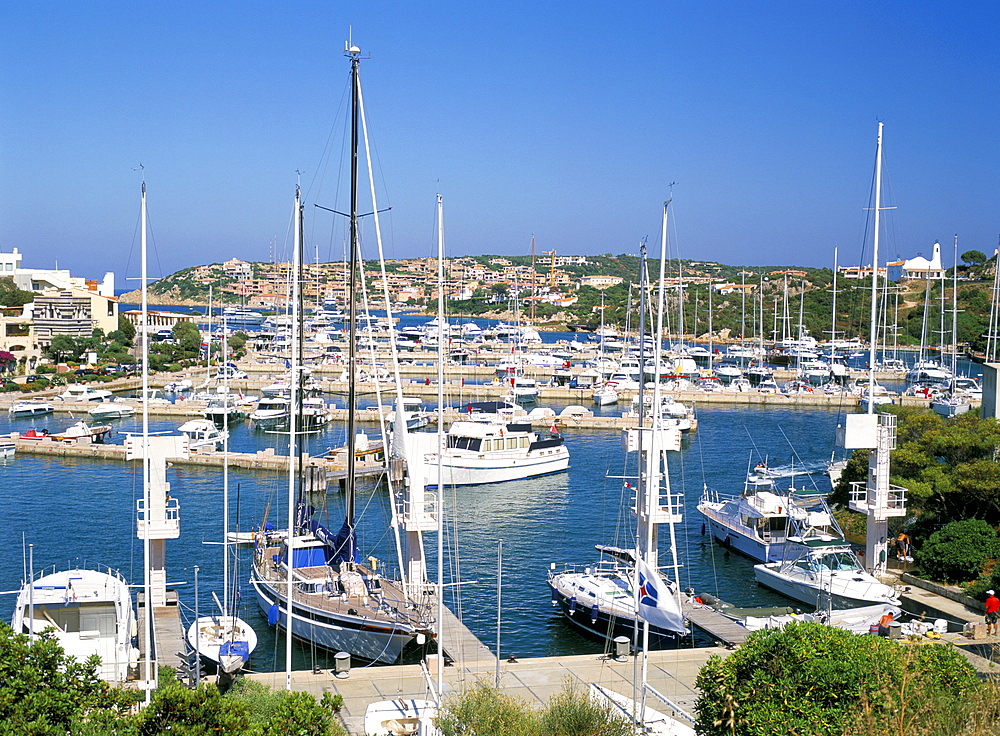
[0,392,855,673]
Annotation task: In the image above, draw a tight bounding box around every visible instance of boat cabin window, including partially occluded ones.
[448,436,482,452]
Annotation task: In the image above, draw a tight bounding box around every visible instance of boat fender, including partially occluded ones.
[267,602,280,626]
[569,595,577,614]
[550,588,558,606]
[590,604,599,624]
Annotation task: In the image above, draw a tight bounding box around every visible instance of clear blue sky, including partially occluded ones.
[2,1,997,282]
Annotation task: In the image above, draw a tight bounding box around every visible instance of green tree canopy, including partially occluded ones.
[695,621,978,736]
[0,624,139,734]
[0,276,35,308]
[961,249,988,266]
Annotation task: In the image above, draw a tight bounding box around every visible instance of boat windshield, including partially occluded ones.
[813,550,861,572]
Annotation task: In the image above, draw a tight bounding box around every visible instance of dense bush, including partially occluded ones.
[0,624,344,736]
[438,680,631,736]
[915,519,1000,583]
[695,621,977,736]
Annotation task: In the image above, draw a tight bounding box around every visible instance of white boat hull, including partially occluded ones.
[424,448,569,487]
[698,512,779,562]
[186,614,257,673]
[364,699,441,736]
[753,563,899,608]
[11,565,139,682]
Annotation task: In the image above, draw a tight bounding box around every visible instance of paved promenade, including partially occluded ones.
[246,645,728,735]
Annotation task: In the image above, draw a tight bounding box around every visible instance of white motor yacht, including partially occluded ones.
[57,385,114,403]
[11,563,139,682]
[412,420,569,487]
[754,539,901,608]
[178,418,229,449]
[8,400,55,417]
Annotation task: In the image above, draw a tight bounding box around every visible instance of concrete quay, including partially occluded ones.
[246,645,725,735]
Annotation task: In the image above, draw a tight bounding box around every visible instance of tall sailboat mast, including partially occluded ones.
[284,185,302,687]
[435,193,446,697]
[345,43,362,554]
[140,179,153,703]
[866,122,884,412]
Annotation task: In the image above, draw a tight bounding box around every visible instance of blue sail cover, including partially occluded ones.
[308,517,360,566]
[295,502,359,566]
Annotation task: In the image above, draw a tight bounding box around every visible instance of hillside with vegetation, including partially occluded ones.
[121,253,997,346]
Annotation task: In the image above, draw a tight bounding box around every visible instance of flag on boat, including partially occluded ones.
[635,557,686,634]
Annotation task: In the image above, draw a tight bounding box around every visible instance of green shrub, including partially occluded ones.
[439,680,540,736]
[539,682,632,736]
[439,680,633,736]
[224,678,346,736]
[695,621,977,736]
[36,364,57,374]
[914,518,999,582]
[1,381,19,392]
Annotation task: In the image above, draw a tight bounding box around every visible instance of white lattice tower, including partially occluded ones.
[127,434,188,606]
[838,413,907,576]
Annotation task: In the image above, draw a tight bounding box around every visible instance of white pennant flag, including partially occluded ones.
[635,557,686,635]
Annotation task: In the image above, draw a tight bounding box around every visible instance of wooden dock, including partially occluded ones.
[135,590,188,678]
[681,601,749,647]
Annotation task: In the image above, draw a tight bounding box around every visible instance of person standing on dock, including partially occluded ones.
[985,590,1000,636]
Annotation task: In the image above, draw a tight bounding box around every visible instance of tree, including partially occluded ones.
[47,335,81,363]
[172,321,202,353]
[228,331,248,359]
[915,518,1000,582]
[0,276,35,307]
[134,680,253,735]
[695,621,978,736]
[117,314,136,345]
[0,349,15,374]
[961,249,988,266]
[0,624,139,734]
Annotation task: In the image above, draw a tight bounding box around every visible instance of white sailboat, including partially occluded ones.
[187,325,257,675]
[549,205,687,648]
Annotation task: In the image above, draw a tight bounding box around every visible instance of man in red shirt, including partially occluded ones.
[985,590,1000,636]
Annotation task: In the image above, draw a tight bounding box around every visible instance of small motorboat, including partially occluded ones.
[177,418,229,449]
[88,402,135,420]
[8,400,55,418]
[52,420,113,443]
[363,698,441,736]
[754,538,901,608]
[163,378,194,393]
